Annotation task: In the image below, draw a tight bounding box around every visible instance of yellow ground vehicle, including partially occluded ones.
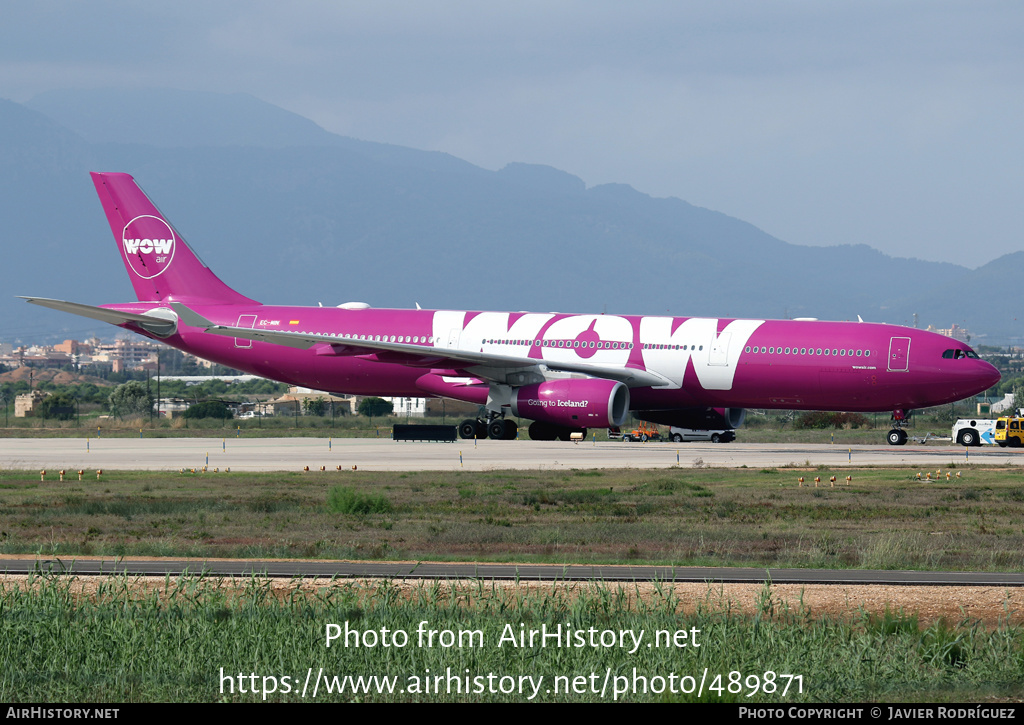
[993,416,1024,447]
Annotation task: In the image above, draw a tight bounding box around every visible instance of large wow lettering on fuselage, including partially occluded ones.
[430,311,764,391]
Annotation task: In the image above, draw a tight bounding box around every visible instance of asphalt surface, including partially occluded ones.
[5,557,1024,586]
[0,437,1012,471]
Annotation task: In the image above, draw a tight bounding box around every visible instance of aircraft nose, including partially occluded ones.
[977,360,1001,392]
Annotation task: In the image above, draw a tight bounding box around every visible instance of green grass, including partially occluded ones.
[327,486,392,514]
[1,574,1021,702]
[1,466,1024,570]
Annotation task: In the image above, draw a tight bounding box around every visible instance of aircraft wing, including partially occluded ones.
[21,297,177,336]
[171,303,665,388]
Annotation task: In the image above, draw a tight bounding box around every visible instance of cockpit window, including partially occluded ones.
[942,349,980,360]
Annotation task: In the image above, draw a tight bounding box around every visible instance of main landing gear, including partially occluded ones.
[887,408,910,446]
[458,415,518,440]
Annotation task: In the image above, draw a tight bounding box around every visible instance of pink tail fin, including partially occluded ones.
[91,172,259,305]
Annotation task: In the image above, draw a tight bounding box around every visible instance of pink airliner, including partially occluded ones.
[25,173,1000,445]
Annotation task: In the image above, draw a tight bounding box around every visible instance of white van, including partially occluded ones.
[669,427,735,443]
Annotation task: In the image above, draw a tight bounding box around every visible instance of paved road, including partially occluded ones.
[5,557,1024,586]
[0,437,1012,471]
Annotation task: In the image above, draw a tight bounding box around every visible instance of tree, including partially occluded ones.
[108,381,153,419]
[303,397,327,416]
[358,396,393,418]
[1013,381,1024,416]
[39,392,76,420]
[184,400,233,420]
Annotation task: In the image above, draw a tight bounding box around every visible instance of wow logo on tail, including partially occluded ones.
[122,215,176,279]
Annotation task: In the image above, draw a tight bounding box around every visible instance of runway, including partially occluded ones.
[0,437,1014,471]
[5,557,1024,586]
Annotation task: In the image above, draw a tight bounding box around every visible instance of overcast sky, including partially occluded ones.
[2,1,1022,268]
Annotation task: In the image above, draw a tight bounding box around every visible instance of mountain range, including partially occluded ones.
[0,88,1018,345]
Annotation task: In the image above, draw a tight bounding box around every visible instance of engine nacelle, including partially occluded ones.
[638,407,746,430]
[511,379,629,428]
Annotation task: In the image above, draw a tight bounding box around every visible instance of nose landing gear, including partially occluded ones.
[887,409,910,446]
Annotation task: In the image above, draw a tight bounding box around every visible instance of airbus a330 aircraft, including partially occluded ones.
[25,173,1000,445]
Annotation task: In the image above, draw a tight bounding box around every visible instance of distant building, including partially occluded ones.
[155,398,191,419]
[266,387,356,417]
[383,396,427,417]
[14,391,48,418]
[926,323,971,343]
[90,338,160,371]
[53,339,92,356]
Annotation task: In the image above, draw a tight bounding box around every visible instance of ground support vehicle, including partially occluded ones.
[617,423,663,442]
[994,417,1024,447]
[953,419,996,447]
[669,427,735,443]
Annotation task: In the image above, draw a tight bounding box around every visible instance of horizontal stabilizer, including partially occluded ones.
[22,297,177,337]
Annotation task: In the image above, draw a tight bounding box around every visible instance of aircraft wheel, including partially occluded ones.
[487,419,507,440]
[503,421,518,440]
[960,430,977,447]
[528,422,556,441]
[458,420,477,439]
[887,429,906,446]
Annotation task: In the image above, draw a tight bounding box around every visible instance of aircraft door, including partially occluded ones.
[888,336,911,372]
[234,314,257,348]
[709,332,731,366]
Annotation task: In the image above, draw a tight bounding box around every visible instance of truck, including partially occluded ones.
[953,418,997,446]
[994,417,1024,448]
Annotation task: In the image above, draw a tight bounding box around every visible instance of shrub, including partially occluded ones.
[327,486,392,515]
[183,400,233,420]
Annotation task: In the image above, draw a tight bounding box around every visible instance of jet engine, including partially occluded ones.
[638,407,746,430]
[511,378,629,428]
